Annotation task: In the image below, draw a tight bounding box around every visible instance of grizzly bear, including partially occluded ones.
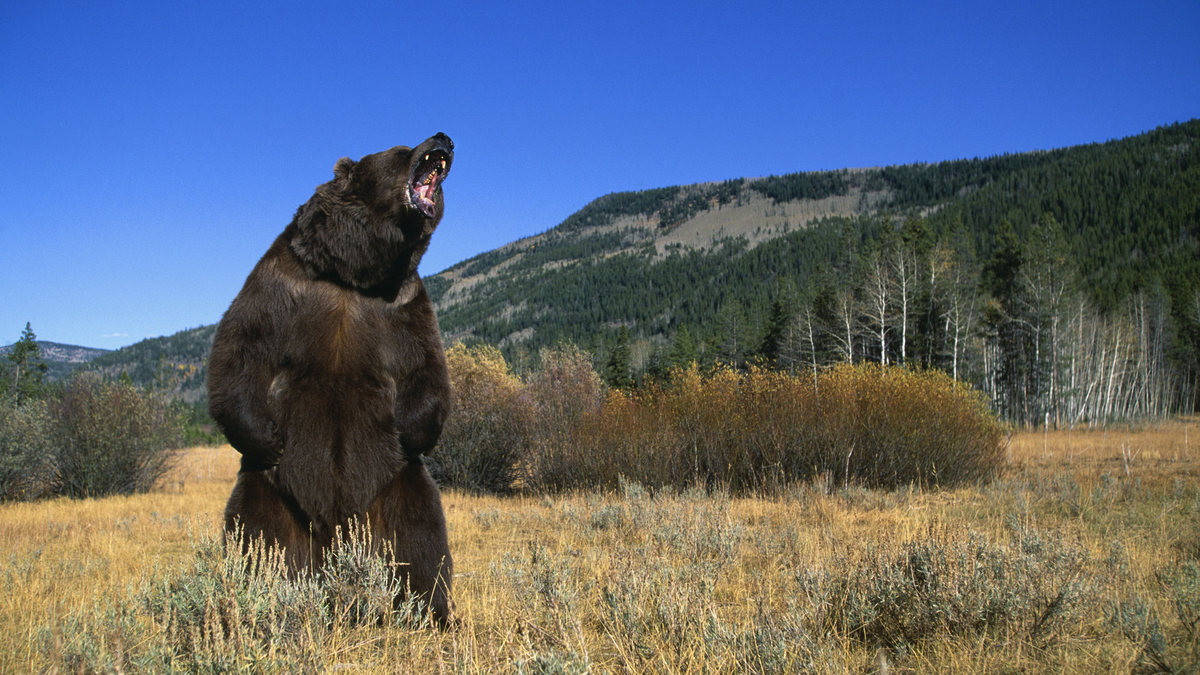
[207,133,455,623]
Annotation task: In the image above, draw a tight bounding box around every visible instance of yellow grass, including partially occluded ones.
[1008,420,1198,485]
[3,419,1198,673]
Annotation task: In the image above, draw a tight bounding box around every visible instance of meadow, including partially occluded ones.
[2,421,1198,674]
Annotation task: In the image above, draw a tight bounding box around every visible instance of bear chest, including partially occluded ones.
[286,285,420,382]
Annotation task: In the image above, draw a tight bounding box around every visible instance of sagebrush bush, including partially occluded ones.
[320,520,436,629]
[31,469,1197,673]
[135,530,328,671]
[50,373,185,498]
[45,521,440,673]
[1108,561,1200,674]
[492,484,848,673]
[798,518,1093,651]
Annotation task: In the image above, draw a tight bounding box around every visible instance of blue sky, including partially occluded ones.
[2,1,1198,349]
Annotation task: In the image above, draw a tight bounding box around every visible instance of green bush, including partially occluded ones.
[0,395,54,500]
[798,518,1093,651]
[49,374,185,498]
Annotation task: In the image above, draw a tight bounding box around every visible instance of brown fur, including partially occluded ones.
[208,133,456,623]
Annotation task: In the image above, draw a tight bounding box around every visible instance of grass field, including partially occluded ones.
[3,421,1198,674]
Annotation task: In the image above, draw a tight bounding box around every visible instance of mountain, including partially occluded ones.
[0,341,111,381]
[426,120,1200,363]
[85,325,216,403]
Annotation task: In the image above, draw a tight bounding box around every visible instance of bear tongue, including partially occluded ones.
[411,182,438,217]
[410,155,447,216]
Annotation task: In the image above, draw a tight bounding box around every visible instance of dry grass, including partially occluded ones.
[3,419,1199,673]
[1008,421,1198,488]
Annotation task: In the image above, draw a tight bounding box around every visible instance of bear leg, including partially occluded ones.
[224,469,323,573]
[367,463,455,626]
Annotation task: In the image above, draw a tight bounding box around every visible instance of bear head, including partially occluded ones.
[289,133,454,293]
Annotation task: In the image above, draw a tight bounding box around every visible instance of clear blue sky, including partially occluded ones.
[2,1,1197,349]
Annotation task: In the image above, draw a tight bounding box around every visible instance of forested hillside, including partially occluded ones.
[428,120,1200,424]
[85,325,215,404]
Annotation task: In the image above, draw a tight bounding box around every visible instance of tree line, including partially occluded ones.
[670,213,1199,428]
[441,206,1197,427]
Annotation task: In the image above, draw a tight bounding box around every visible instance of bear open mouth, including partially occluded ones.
[409,151,450,218]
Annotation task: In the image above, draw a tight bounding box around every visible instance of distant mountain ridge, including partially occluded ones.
[0,340,111,381]
[0,341,111,364]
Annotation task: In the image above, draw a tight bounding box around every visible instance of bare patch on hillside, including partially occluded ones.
[499,326,534,347]
[654,188,890,255]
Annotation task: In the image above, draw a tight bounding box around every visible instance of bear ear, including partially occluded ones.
[333,157,356,180]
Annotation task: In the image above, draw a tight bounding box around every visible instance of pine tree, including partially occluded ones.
[982,219,1036,423]
[760,279,797,367]
[982,219,1024,300]
[606,326,632,388]
[666,326,699,370]
[714,301,750,367]
[6,322,48,405]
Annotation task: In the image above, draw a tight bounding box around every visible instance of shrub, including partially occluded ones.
[434,342,609,494]
[1108,561,1200,674]
[134,530,328,671]
[320,520,435,629]
[49,373,185,498]
[817,363,1005,488]
[435,347,1004,495]
[550,362,1004,494]
[522,344,605,492]
[44,520,441,673]
[431,343,532,494]
[0,395,54,500]
[797,519,1094,652]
